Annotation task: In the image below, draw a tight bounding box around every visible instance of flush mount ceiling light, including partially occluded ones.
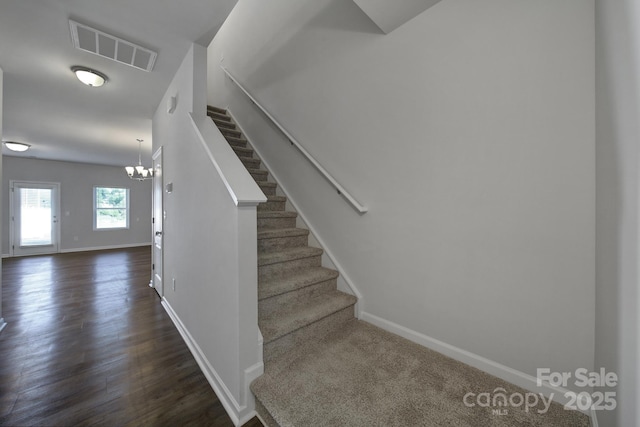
[125,139,153,181]
[4,141,31,152]
[71,66,108,87]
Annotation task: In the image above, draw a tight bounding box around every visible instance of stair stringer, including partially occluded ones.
[226,107,363,318]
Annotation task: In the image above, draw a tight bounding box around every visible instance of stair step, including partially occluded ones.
[225,136,248,148]
[260,290,356,344]
[258,195,286,212]
[247,168,268,182]
[208,111,231,123]
[259,266,339,301]
[232,145,254,157]
[259,275,337,318]
[260,291,356,362]
[259,246,323,266]
[258,228,309,252]
[258,211,297,230]
[259,247,323,281]
[257,181,277,196]
[239,156,261,169]
[207,105,227,115]
[213,119,236,129]
[220,127,242,138]
[209,112,231,123]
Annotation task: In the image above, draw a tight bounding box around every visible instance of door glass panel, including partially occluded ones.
[20,188,52,246]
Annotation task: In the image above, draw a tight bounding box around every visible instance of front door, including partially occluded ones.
[152,147,164,297]
[11,181,60,256]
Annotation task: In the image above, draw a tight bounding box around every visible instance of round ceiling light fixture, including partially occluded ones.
[4,141,31,152]
[71,66,108,87]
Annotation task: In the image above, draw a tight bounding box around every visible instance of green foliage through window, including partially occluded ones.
[95,187,129,229]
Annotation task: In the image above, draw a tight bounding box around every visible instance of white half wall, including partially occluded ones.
[208,0,595,395]
[595,1,640,426]
[153,44,262,425]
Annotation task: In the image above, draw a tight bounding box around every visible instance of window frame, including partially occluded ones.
[93,186,130,230]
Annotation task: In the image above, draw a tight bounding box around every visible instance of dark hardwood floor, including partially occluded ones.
[0,247,263,427]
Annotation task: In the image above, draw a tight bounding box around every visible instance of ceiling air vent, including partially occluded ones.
[69,20,157,72]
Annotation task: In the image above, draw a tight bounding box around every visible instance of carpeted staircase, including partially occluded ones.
[207,106,357,363]
[207,106,591,427]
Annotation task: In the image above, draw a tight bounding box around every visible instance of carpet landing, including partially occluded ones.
[251,320,590,427]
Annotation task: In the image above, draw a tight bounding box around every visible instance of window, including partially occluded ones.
[94,187,129,229]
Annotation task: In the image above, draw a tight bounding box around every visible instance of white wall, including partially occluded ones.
[352,0,443,33]
[1,156,151,255]
[595,1,640,426]
[209,0,595,391]
[0,66,4,332]
[153,44,262,425]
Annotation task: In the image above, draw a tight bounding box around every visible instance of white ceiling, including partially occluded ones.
[0,0,237,168]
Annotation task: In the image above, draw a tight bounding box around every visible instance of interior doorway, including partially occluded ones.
[152,147,164,297]
[10,181,60,256]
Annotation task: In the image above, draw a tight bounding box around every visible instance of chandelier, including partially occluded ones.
[125,139,153,180]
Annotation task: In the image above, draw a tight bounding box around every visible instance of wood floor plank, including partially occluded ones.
[0,247,263,427]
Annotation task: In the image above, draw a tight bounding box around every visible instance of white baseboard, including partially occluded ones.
[360,311,594,419]
[2,244,150,258]
[59,243,152,254]
[227,107,363,316]
[161,297,257,426]
[590,407,598,427]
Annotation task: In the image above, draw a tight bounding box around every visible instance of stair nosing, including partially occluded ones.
[222,129,242,136]
[257,182,277,188]
[207,111,229,119]
[260,291,357,343]
[213,119,235,127]
[238,155,259,162]
[258,247,323,267]
[207,109,227,116]
[259,267,339,300]
[225,136,248,143]
[258,228,309,240]
[231,150,252,160]
[257,211,297,218]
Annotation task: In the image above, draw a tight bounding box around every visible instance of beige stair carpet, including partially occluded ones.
[208,104,356,369]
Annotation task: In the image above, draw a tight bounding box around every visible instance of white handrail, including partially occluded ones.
[189,113,267,207]
[221,66,368,214]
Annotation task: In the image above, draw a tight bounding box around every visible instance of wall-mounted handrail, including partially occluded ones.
[221,66,368,214]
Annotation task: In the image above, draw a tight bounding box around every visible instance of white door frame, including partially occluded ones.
[10,180,61,256]
[151,147,164,297]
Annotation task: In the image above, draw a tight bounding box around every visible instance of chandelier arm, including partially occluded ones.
[125,139,153,181]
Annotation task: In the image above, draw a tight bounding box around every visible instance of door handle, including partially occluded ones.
[155,231,163,236]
